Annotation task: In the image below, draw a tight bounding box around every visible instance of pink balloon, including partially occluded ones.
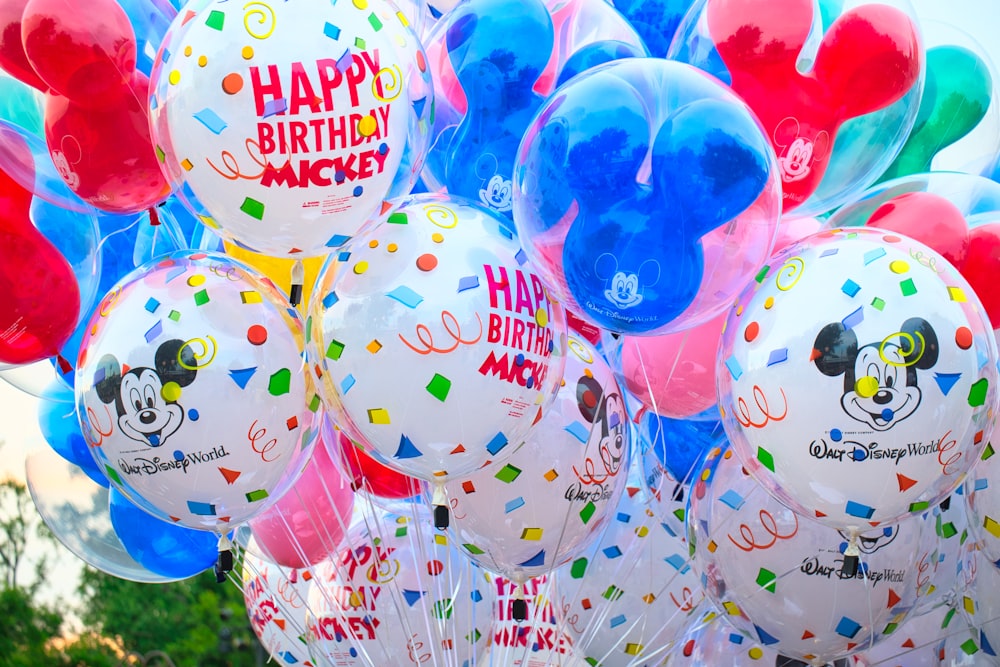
[773,215,821,255]
[249,434,355,569]
[619,311,727,419]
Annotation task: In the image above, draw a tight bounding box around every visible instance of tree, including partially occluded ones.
[0,477,53,593]
[78,566,262,666]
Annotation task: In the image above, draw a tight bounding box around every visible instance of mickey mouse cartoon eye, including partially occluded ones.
[94,339,199,448]
[813,318,939,432]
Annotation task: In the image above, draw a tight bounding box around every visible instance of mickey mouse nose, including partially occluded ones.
[140,410,157,424]
[872,390,893,405]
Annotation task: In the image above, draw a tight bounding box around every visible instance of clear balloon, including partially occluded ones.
[308,194,568,492]
[25,446,181,583]
[75,250,318,530]
[688,444,936,663]
[636,411,723,485]
[149,0,434,257]
[37,379,107,486]
[669,0,924,217]
[249,417,355,569]
[444,332,629,581]
[718,227,1000,530]
[330,427,421,501]
[512,57,782,336]
[108,487,218,579]
[853,603,955,667]
[0,119,94,212]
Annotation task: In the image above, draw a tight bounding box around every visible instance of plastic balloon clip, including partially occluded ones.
[841,530,860,579]
[432,484,449,530]
[289,260,305,307]
[214,533,234,583]
[512,582,528,623]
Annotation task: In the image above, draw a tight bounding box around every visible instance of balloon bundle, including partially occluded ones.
[3,0,1000,665]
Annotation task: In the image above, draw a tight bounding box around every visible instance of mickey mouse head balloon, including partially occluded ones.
[717,228,999,532]
[76,251,318,531]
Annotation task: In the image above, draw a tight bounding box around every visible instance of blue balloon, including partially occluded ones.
[118,0,177,75]
[37,381,109,487]
[515,59,773,334]
[555,40,647,88]
[109,488,218,579]
[611,0,695,57]
[639,410,724,483]
[30,197,102,323]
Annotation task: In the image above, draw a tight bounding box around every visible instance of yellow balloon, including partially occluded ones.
[224,242,327,308]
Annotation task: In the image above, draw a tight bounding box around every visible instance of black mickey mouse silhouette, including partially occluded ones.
[577,375,627,478]
[812,318,939,432]
[94,339,198,448]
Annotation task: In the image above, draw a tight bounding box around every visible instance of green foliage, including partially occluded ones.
[0,586,63,666]
[78,566,261,666]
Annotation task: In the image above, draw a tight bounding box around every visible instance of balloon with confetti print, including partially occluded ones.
[688,444,935,664]
[149,0,433,257]
[554,483,704,667]
[307,193,567,507]
[852,602,954,667]
[242,538,315,666]
[76,250,318,530]
[306,507,487,667]
[717,227,1000,532]
[442,332,628,583]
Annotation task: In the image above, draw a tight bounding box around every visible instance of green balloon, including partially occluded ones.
[879,45,992,182]
[0,75,44,136]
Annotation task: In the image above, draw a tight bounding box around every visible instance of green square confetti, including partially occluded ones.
[755,567,776,593]
[354,36,366,49]
[961,638,979,655]
[464,543,485,555]
[495,464,522,483]
[983,443,996,461]
[426,373,452,402]
[432,599,453,620]
[570,558,588,579]
[602,585,623,601]
[388,212,408,224]
[304,316,312,344]
[240,196,265,220]
[943,607,957,628]
[395,526,407,538]
[325,339,345,361]
[205,9,225,30]
[308,394,322,412]
[155,145,165,162]
[245,489,269,502]
[168,310,181,322]
[579,501,596,524]
[757,446,775,472]
[585,659,599,667]
[466,629,481,644]
[909,501,930,512]
[969,378,989,407]
[940,521,958,539]
[268,368,291,396]
[193,289,209,306]
[899,278,917,296]
[673,508,686,523]
[882,622,898,634]
[368,12,383,30]
[755,265,770,283]
[105,464,122,485]
[870,297,885,311]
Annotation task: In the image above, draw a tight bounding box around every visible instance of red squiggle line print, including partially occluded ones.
[727,509,799,552]
[248,420,279,463]
[937,429,961,476]
[573,457,611,486]
[669,587,697,613]
[406,634,431,664]
[449,496,467,520]
[206,138,273,182]
[398,311,483,355]
[275,578,305,610]
[560,603,584,634]
[916,550,932,594]
[734,385,788,430]
[84,404,115,447]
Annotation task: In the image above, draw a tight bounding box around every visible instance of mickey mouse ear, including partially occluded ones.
[652,97,773,235]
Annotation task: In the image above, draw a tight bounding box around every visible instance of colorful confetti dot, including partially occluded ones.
[387,243,398,253]
[197,54,207,67]
[353,261,368,275]
[763,296,774,309]
[956,327,973,350]
[241,46,254,59]
[744,322,759,343]
[168,70,181,85]
[889,260,909,274]
[187,275,205,287]
[357,115,377,136]
[432,232,444,243]
[416,254,438,272]
[247,325,267,345]
[161,381,182,402]
[855,376,879,399]
[222,73,243,94]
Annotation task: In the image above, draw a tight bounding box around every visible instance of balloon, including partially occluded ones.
[444,332,629,581]
[241,540,314,666]
[307,194,568,494]
[44,72,172,213]
[554,485,705,666]
[917,492,977,615]
[717,227,1000,531]
[223,241,325,308]
[420,0,646,219]
[117,0,177,77]
[331,428,421,500]
[37,379,107,486]
[512,58,781,336]
[149,0,434,258]
[0,0,48,90]
[669,0,924,217]
[609,0,696,57]
[963,442,1000,569]
[0,118,93,212]
[109,488,219,579]
[640,444,690,540]
[554,39,647,88]
[960,555,1000,664]
[618,311,727,420]
[879,45,995,183]
[25,446,181,583]
[0,69,43,134]
[0,162,80,364]
[306,507,486,666]
[688,444,936,664]
[75,250,318,530]
[249,419,355,569]
[851,596,957,667]
[637,411,723,484]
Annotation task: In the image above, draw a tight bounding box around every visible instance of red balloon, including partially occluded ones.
[707,0,921,211]
[44,72,170,213]
[867,191,969,268]
[334,430,421,499]
[0,160,79,364]
[0,0,47,90]
[962,224,1000,328]
[20,0,135,105]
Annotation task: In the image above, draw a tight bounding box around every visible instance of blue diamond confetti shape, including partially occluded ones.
[394,434,422,459]
[193,108,227,134]
[719,489,745,510]
[835,616,862,639]
[386,286,424,308]
[564,421,589,444]
[486,432,508,455]
[457,275,479,292]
